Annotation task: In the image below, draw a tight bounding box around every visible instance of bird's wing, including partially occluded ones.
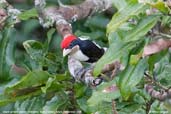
[80,40,104,62]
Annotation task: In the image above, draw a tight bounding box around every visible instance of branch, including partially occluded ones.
[68,56,121,86]
[68,56,103,86]
[35,0,113,37]
[144,84,171,101]
[144,72,171,101]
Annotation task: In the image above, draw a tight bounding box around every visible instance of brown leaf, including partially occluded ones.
[143,39,171,57]
[11,64,27,76]
[102,84,118,93]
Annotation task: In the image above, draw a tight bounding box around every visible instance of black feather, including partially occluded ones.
[69,39,104,63]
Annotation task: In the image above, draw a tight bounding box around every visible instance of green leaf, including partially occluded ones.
[118,104,144,114]
[93,39,136,76]
[54,72,71,81]
[108,31,122,45]
[0,28,16,80]
[23,40,43,62]
[94,15,156,76]
[88,89,120,107]
[123,15,158,42]
[43,92,69,111]
[161,16,171,26]
[41,73,70,93]
[85,14,110,30]
[43,28,55,54]
[164,100,171,113]
[41,77,55,93]
[5,71,50,96]
[74,83,89,98]
[0,72,69,106]
[14,96,45,112]
[77,98,90,113]
[47,28,55,44]
[107,0,147,34]
[112,0,128,10]
[18,8,38,20]
[75,30,105,40]
[148,49,168,72]
[41,72,71,93]
[93,101,114,114]
[148,1,170,14]
[108,15,158,43]
[87,80,120,107]
[153,53,171,87]
[130,54,142,65]
[158,65,171,87]
[85,80,120,113]
[150,100,167,114]
[119,59,147,100]
[0,90,42,106]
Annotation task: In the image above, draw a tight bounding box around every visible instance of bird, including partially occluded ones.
[61,34,106,63]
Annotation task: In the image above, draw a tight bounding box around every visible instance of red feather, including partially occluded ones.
[60,34,77,49]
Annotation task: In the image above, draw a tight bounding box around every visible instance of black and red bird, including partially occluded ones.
[61,34,106,63]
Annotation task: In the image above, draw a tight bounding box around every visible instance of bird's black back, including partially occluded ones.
[69,39,105,62]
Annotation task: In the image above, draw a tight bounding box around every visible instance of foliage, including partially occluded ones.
[0,0,171,114]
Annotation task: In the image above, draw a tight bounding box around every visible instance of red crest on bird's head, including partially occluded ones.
[60,34,77,49]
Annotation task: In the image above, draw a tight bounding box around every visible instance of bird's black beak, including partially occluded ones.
[63,49,72,57]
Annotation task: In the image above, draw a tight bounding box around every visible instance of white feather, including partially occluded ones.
[70,50,89,62]
[92,41,102,48]
[78,36,90,40]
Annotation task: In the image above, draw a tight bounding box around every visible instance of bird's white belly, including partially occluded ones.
[70,50,89,62]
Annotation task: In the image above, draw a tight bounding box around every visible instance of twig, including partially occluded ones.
[112,99,118,114]
[144,84,171,101]
[144,72,171,101]
[144,72,168,90]
[145,98,154,114]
